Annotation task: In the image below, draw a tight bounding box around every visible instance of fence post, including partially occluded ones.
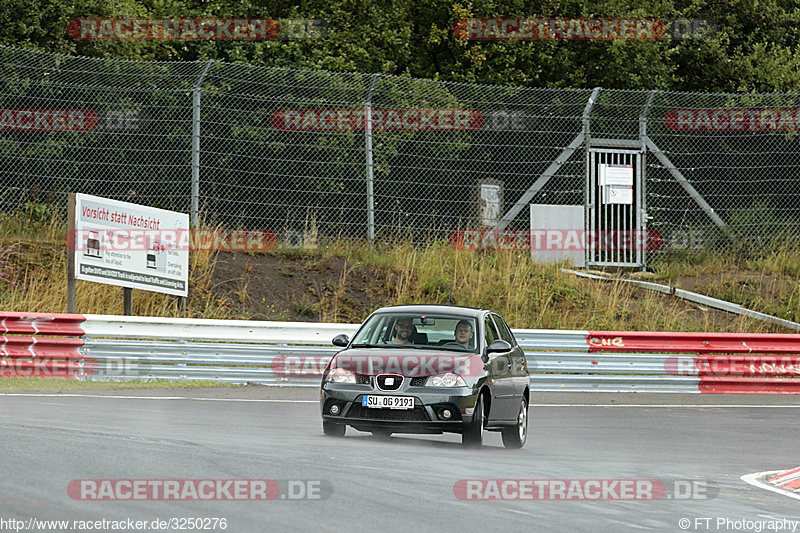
[583,87,601,267]
[582,87,601,146]
[365,74,379,245]
[639,90,657,269]
[191,60,214,227]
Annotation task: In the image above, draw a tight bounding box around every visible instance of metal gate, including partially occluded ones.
[586,149,645,267]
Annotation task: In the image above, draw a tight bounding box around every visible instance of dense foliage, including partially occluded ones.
[1,0,799,92]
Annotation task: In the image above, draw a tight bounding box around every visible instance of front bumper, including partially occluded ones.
[321,382,479,434]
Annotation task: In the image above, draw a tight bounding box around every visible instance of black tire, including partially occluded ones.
[462,393,485,448]
[371,429,393,440]
[501,397,528,449]
[323,420,346,437]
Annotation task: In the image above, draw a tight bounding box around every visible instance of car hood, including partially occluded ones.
[330,348,485,378]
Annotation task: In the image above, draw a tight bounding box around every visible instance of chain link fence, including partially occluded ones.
[1,44,799,261]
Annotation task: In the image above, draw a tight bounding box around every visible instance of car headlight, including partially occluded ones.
[425,373,467,387]
[326,367,356,384]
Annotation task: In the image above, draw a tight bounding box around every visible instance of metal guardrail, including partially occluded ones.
[82,315,359,342]
[2,312,800,393]
[82,339,336,386]
[80,339,702,390]
[530,375,703,394]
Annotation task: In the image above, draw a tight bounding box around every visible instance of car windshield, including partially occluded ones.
[351,313,479,353]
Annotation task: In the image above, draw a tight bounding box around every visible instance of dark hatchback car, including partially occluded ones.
[320,305,530,448]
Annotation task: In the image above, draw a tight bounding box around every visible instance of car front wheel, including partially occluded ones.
[462,393,485,449]
[323,420,346,437]
[501,397,527,449]
[371,429,393,440]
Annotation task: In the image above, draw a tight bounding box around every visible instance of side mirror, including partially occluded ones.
[487,339,512,354]
[332,334,349,347]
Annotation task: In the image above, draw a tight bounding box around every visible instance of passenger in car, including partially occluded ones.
[454,320,474,349]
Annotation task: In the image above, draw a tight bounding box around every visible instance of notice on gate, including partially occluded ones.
[70,193,189,296]
[600,163,634,205]
[605,185,633,205]
[599,163,633,186]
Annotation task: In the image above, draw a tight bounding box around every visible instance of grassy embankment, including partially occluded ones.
[2,209,800,330]
[2,208,800,391]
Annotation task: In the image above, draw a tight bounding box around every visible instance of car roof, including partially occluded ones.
[371,304,488,318]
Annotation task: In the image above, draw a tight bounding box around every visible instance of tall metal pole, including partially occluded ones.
[639,90,657,269]
[191,60,214,227]
[365,74,379,245]
[582,87,601,145]
[583,88,601,267]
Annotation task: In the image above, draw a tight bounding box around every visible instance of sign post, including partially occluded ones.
[67,193,77,313]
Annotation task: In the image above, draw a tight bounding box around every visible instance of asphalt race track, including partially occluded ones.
[1,388,799,533]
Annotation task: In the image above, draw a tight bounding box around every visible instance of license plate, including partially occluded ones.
[362,395,414,410]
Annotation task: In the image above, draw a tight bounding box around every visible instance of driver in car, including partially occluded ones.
[453,319,474,349]
[392,317,414,345]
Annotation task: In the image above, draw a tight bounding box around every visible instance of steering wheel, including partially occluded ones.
[443,342,467,349]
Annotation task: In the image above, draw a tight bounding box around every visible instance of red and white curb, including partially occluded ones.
[741,467,800,501]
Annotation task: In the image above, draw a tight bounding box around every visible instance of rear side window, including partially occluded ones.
[491,314,516,346]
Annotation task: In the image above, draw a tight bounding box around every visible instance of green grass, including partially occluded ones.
[0,377,236,392]
[7,205,800,392]
[1,206,799,392]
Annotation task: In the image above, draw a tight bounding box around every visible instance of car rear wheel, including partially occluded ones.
[501,397,528,449]
[462,393,485,449]
[323,420,346,437]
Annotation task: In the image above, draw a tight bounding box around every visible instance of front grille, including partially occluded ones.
[347,403,430,421]
[376,374,403,391]
[356,375,371,385]
[410,377,427,387]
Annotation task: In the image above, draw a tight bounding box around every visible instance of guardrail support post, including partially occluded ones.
[123,287,132,316]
